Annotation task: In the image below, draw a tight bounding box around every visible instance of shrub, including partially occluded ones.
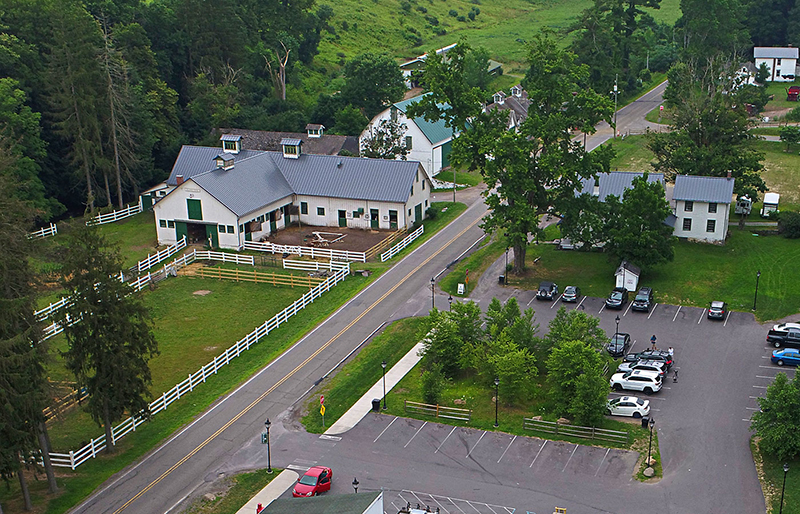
[425,14,439,25]
[336,52,346,58]
[421,365,447,404]
[433,27,447,35]
[470,0,481,4]
[778,211,800,238]
[467,11,475,20]
[456,15,466,21]
[341,21,348,31]
[786,107,800,122]
[448,9,458,16]
[471,6,480,14]
[416,5,427,12]
[400,1,411,11]
[426,206,439,220]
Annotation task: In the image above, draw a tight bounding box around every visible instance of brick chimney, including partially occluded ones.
[176,175,184,185]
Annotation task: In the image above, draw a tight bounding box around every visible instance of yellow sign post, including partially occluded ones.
[320,404,326,426]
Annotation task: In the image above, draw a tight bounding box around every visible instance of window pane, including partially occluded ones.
[317,207,325,216]
[159,220,167,228]
[683,218,692,230]
[684,201,693,212]
[706,219,716,232]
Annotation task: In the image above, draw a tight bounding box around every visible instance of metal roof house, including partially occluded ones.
[361,93,455,176]
[485,85,531,131]
[152,137,431,249]
[260,491,383,514]
[577,171,665,201]
[754,47,799,82]
[671,175,735,243]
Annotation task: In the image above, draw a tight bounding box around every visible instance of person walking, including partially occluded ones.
[650,335,657,350]
[668,346,674,359]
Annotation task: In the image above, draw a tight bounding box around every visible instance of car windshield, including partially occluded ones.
[608,398,620,406]
[611,291,623,300]
[299,475,318,486]
[635,398,645,405]
[565,287,575,294]
[635,294,648,301]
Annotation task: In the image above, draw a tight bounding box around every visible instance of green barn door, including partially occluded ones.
[338,210,347,227]
[441,140,452,168]
[269,211,277,233]
[370,209,379,229]
[414,203,423,224]
[187,199,203,220]
[175,222,188,242]
[141,194,153,211]
[205,224,219,248]
[389,210,398,229]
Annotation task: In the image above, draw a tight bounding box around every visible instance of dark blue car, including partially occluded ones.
[771,348,800,366]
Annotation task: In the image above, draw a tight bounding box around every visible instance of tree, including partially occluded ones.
[419,310,463,379]
[59,224,158,453]
[341,53,405,118]
[484,297,539,353]
[487,333,537,404]
[780,125,800,152]
[544,308,608,353]
[331,105,368,136]
[744,0,796,48]
[558,193,613,250]
[755,62,771,85]
[777,211,800,238]
[546,340,609,426]
[360,119,409,159]
[675,0,750,60]
[462,46,493,92]
[750,372,800,461]
[605,174,675,269]
[734,84,770,113]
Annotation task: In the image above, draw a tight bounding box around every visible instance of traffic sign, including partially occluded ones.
[320,405,326,416]
[659,105,664,112]
[320,395,324,405]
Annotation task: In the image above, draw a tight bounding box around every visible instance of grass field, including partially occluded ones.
[182,468,280,514]
[754,440,799,514]
[763,80,800,112]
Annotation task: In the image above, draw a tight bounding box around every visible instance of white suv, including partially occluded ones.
[609,369,663,394]
[617,359,667,377]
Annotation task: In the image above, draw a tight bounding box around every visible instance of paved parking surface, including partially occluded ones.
[389,489,515,514]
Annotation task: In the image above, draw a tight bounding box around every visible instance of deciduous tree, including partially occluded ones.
[546,340,608,426]
[750,372,800,460]
[360,119,409,160]
[544,308,608,353]
[341,53,405,118]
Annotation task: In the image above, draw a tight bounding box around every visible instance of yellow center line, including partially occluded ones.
[113,210,486,514]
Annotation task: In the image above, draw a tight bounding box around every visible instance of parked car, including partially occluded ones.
[631,287,653,312]
[536,281,558,301]
[605,287,629,309]
[771,348,800,366]
[773,322,800,331]
[617,359,667,377]
[624,350,673,370]
[707,301,728,320]
[767,328,800,349]
[605,332,631,358]
[561,285,581,303]
[293,466,333,497]
[606,396,650,418]
[610,369,663,394]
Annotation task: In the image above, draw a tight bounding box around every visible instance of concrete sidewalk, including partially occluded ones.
[234,469,298,514]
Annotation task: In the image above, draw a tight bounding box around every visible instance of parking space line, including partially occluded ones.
[745,407,760,411]
[430,497,450,514]
[466,431,486,458]
[629,338,637,353]
[404,421,427,448]
[742,419,752,422]
[562,445,579,472]
[530,440,548,467]
[622,302,633,316]
[672,306,682,322]
[724,311,731,326]
[756,375,777,379]
[599,304,605,314]
[749,396,763,399]
[647,303,658,319]
[465,501,483,514]
[595,448,611,476]
[609,392,666,400]
[759,365,776,369]
[551,295,563,308]
[435,426,457,453]
[448,498,467,514]
[409,491,425,507]
[697,309,706,324]
[485,505,498,514]
[526,295,536,306]
[753,385,768,389]
[374,417,398,443]
[497,436,517,463]
[574,297,586,311]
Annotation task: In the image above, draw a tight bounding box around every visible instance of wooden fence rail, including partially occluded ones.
[364,229,406,260]
[404,400,472,422]
[522,418,629,444]
[196,266,323,288]
[244,241,366,262]
[381,225,424,262]
[137,237,186,272]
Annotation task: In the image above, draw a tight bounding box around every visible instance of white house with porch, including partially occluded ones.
[153,137,431,249]
[754,46,799,82]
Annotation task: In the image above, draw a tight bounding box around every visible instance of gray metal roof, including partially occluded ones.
[578,171,664,201]
[220,134,241,141]
[167,146,263,185]
[754,47,799,59]
[673,175,735,203]
[263,491,381,514]
[280,138,302,146]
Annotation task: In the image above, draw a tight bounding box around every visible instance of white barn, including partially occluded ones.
[671,175,735,243]
[754,47,799,82]
[153,138,431,249]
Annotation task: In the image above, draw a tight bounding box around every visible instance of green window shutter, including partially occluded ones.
[187,199,203,220]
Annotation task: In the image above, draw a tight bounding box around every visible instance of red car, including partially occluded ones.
[292,466,333,497]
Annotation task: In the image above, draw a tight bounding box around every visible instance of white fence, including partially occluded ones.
[137,238,186,272]
[86,201,143,226]
[29,223,58,239]
[48,263,350,469]
[244,241,366,263]
[282,259,350,273]
[35,297,70,322]
[194,250,254,266]
[381,225,424,262]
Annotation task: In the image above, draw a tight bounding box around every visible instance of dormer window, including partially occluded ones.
[493,91,505,105]
[220,134,241,154]
[306,124,325,138]
[214,154,235,170]
[280,138,302,159]
[511,85,522,97]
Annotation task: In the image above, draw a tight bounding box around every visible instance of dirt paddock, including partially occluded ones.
[267,224,399,252]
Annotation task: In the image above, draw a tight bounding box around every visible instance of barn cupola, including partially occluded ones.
[214,153,235,170]
[305,124,325,138]
[281,138,302,159]
[493,91,505,105]
[220,134,241,154]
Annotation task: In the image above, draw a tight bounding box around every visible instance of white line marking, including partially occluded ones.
[672,306,682,322]
[759,365,777,369]
[497,436,517,463]
[599,304,606,314]
[753,385,768,389]
[623,302,633,316]
[698,309,706,324]
[647,303,658,319]
[745,407,759,411]
[287,464,309,471]
[485,505,499,514]
[575,296,587,311]
[749,396,763,399]
[724,311,731,326]
[595,448,611,476]
[551,295,563,308]
[374,417,398,443]
[466,500,483,514]
[526,295,536,306]
[435,426,457,453]
[562,444,579,472]
[449,498,467,514]
[629,338,637,353]
[530,440,547,467]
[410,491,426,508]
[743,419,752,422]
[319,434,341,441]
[466,431,486,458]
[404,421,427,448]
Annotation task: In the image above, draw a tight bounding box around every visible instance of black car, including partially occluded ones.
[605,332,631,358]
[605,287,629,309]
[708,301,727,320]
[561,285,581,303]
[631,287,653,312]
[624,349,673,370]
[536,281,558,301]
[767,328,800,349]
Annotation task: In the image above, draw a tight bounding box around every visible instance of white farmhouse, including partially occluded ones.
[153,138,431,249]
[754,47,799,82]
[671,175,735,243]
[362,93,455,176]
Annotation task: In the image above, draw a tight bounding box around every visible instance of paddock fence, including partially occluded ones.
[522,418,629,445]
[29,223,58,239]
[404,400,472,422]
[86,201,143,226]
[243,241,366,263]
[380,225,424,262]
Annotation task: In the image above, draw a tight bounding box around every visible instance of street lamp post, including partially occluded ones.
[779,463,789,514]
[504,248,509,286]
[647,418,656,469]
[494,377,500,428]
[615,315,620,334]
[612,75,619,138]
[264,419,272,474]
[352,477,359,494]
[430,277,435,310]
[381,360,387,410]
[753,270,761,311]
[448,294,453,311]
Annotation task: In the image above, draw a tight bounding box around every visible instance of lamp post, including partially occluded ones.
[381,360,387,410]
[753,270,761,311]
[612,74,619,139]
[504,248,509,286]
[264,419,272,474]
[352,477,359,494]
[453,167,457,204]
[779,463,789,514]
[647,417,656,470]
[615,315,620,335]
[494,377,500,427]
[448,294,453,311]
[430,277,435,310]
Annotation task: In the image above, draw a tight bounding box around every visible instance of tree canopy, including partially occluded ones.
[750,372,800,461]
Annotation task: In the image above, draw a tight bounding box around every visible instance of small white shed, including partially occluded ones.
[615,261,641,292]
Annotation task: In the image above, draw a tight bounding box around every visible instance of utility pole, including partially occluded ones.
[613,74,619,139]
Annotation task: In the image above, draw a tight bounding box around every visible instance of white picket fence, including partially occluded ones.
[86,201,143,226]
[48,263,350,469]
[381,225,424,262]
[35,297,71,322]
[244,240,366,263]
[282,259,350,273]
[137,238,186,272]
[194,250,254,266]
[29,223,58,239]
